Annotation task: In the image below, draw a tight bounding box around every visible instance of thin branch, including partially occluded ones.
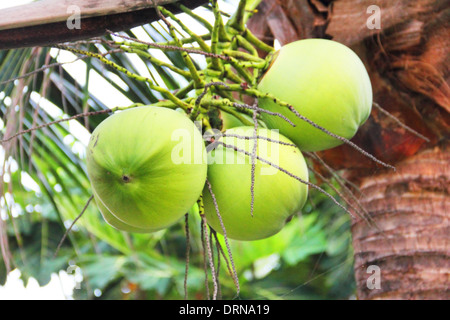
[225,85,395,170]
[192,81,230,120]
[183,213,190,300]
[286,105,396,170]
[54,195,94,258]
[152,3,204,88]
[0,57,85,86]
[307,165,362,221]
[212,140,355,218]
[232,102,296,127]
[250,107,258,217]
[195,81,230,106]
[212,230,234,284]
[53,45,191,110]
[306,152,388,233]
[213,104,254,127]
[1,109,115,144]
[159,6,211,53]
[199,217,210,300]
[222,133,297,147]
[212,230,222,300]
[210,0,226,71]
[107,30,231,61]
[118,45,192,78]
[242,28,275,53]
[198,195,218,300]
[205,179,240,297]
[373,102,430,142]
[176,3,213,31]
[227,0,247,32]
[306,152,362,195]
[0,211,12,275]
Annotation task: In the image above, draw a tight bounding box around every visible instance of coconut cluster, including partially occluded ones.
[86,39,372,241]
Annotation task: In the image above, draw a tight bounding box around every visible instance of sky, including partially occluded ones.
[0,269,77,300]
[0,0,31,8]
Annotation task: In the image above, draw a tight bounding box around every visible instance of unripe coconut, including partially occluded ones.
[87,106,207,231]
[257,38,373,152]
[203,126,309,241]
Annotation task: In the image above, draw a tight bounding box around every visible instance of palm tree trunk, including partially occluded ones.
[246,0,449,299]
[352,144,449,299]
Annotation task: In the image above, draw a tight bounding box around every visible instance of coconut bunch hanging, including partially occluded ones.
[77,2,386,244]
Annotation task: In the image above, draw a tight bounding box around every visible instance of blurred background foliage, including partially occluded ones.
[0,0,355,299]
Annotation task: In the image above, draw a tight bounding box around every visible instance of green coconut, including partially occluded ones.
[257,38,373,152]
[203,126,309,241]
[87,106,207,231]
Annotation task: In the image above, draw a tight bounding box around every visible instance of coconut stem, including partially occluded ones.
[205,179,240,296]
[53,45,192,111]
[373,102,430,142]
[214,140,354,218]
[250,106,258,218]
[54,195,94,258]
[153,4,205,89]
[183,213,190,300]
[222,84,396,170]
[197,195,218,300]
[222,133,297,147]
[176,4,213,32]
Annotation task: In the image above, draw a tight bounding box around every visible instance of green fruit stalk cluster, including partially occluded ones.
[86,39,372,241]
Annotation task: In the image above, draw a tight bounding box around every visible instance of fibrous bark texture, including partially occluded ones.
[352,145,449,300]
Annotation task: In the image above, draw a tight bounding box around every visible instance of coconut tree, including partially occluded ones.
[245,0,449,299]
[0,0,447,300]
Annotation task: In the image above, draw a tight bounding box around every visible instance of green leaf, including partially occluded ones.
[77,255,126,289]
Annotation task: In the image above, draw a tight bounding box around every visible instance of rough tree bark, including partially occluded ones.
[352,145,449,299]
[248,0,449,300]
